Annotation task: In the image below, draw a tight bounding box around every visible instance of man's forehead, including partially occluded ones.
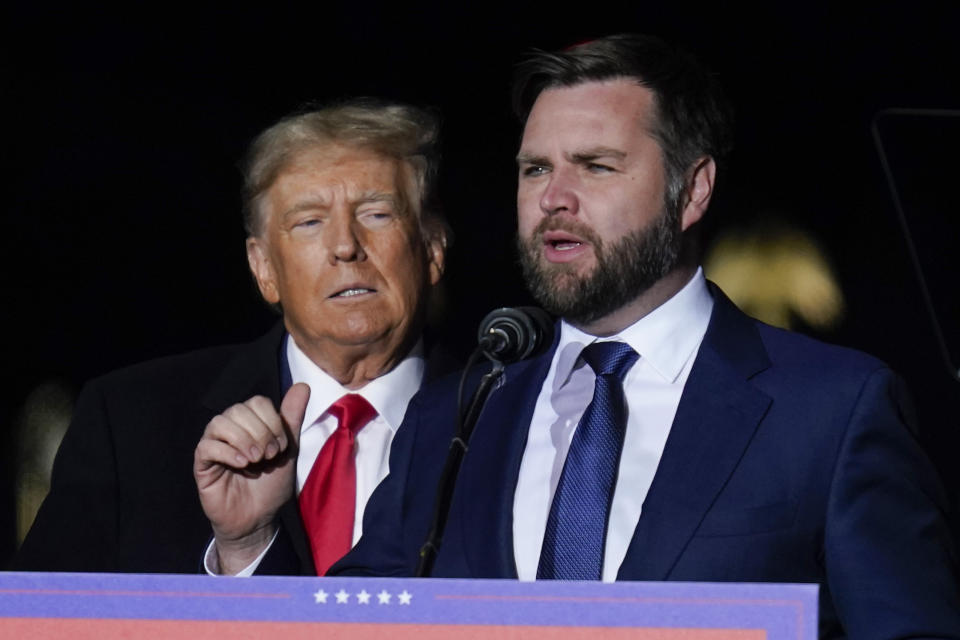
[284,143,401,175]
[262,147,409,213]
[523,80,656,131]
[277,146,406,189]
[519,80,659,158]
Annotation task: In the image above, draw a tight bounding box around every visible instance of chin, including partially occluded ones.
[544,261,596,287]
[336,314,410,348]
[331,323,390,346]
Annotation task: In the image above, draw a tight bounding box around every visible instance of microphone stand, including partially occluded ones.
[415,348,505,577]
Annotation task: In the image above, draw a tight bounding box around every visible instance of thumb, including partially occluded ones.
[280,382,310,446]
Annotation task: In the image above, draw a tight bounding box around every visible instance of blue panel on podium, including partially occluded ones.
[0,572,816,639]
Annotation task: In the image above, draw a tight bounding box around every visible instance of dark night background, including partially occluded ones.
[3,3,959,567]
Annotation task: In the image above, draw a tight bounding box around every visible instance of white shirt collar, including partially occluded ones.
[285,336,425,432]
[554,267,714,386]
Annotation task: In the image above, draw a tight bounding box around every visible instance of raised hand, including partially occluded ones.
[193,383,310,574]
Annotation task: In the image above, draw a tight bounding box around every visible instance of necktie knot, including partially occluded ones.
[327,393,377,436]
[581,341,638,380]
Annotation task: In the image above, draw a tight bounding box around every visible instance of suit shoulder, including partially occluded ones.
[708,286,891,387]
[92,342,246,391]
[749,321,899,402]
[755,321,886,372]
[85,325,282,405]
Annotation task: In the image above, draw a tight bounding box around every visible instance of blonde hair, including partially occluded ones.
[242,99,443,239]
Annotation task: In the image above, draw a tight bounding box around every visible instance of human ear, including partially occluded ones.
[423,221,448,286]
[246,237,281,304]
[680,156,716,231]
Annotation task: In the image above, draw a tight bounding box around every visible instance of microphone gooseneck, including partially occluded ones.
[416,307,554,577]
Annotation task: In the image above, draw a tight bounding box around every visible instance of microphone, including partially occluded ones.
[417,306,554,577]
[476,307,554,363]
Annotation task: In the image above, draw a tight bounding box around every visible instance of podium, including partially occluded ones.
[0,572,816,638]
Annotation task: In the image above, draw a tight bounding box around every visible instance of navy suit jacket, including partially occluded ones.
[334,290,960,638]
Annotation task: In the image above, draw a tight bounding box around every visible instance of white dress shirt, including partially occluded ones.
[205,334,424,575]
[513,268,714,581]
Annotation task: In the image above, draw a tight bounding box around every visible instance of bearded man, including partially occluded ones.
[218,36,960,638]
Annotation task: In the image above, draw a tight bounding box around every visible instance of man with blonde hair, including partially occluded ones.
[16,99,450,575]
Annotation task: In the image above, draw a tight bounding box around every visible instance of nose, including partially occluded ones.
[325,212,366,264]
[539,168,579,216]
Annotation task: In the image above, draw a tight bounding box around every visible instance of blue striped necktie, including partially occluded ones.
[537,341,639,580]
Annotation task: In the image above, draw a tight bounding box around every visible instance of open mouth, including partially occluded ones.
[543,230,588,250]
[543,230,586,246]
[539,229,591,263]
[331,287,375,298]
[548,239,583,250]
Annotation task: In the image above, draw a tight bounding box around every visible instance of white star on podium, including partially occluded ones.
[357,589,371,604]
[398,590,412,605]
[335,589,350,604]
[377,590,392,604]
[313,589,328,604]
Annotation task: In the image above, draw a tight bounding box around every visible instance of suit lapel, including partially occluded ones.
[277,498,315,574]
[456,343,557,578]
[618,290,773,580]
[200,322,286,413]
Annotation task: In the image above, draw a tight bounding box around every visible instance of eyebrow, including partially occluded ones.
[354,191,400,206]
[569,147,627,163]
[516,152,549,166]
[280,191,400,218]
[516,147,628,166]
[280,198,329,219]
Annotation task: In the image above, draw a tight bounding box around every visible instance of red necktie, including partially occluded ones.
[298,393,377,575]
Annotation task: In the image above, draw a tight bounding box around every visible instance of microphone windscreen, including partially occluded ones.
[477,307,554,363]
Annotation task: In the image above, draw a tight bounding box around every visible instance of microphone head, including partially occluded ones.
[477,307,554,363]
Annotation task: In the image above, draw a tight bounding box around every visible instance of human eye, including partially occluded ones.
[586,162,615,174]
[520,164,549,178]
[357,207,397,228]
[285,212,323,232]
[290,215,324,231]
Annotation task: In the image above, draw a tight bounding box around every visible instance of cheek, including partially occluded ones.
[597,188,653,235]
[517,192,541,236]
[378,237,428,309]
[276,246,326,299]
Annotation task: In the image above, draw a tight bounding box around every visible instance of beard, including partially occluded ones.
[517,209,682,327]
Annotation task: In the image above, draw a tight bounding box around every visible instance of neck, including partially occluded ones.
[571,263,698,337]
[294,334,417,390]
